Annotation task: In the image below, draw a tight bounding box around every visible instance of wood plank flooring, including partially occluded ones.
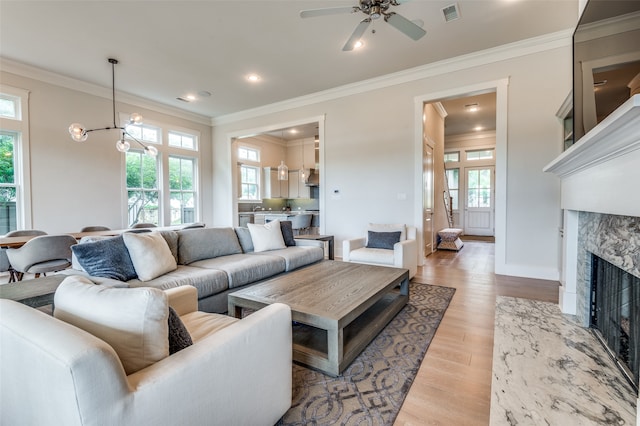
[394,241,559,425]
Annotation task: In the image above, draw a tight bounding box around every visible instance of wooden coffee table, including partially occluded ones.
[228,260,409,376]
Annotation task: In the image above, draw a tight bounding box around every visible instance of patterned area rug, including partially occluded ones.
[278,281,455,425]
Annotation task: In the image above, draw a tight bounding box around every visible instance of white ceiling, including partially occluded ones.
[0,0,577,125]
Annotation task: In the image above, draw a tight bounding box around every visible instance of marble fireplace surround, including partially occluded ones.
[544,94,640,419]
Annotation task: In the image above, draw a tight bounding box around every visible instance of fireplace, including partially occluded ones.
[590,253,640,392]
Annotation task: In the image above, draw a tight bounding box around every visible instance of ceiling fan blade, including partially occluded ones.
[342,18,371,51]
[300,6,358,18]
[385,12,426,40]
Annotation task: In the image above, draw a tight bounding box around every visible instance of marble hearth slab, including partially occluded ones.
[490,296,636,425]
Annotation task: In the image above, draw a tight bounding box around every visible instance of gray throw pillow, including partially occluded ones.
[235,227,254,253]
[168,306,193,354]
[366,231,401,250]
[280,221,296,247]
[71,235,138,281]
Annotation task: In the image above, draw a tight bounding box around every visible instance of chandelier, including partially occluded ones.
[68,58,158,157]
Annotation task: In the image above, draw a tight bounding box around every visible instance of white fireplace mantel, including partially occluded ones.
[544,94,640,178]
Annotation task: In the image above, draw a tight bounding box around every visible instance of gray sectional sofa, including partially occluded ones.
[61,226,325,313]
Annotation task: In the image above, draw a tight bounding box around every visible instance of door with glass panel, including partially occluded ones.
[464,166,494,236]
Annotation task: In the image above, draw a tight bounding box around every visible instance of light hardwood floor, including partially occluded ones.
[394,241,559,425]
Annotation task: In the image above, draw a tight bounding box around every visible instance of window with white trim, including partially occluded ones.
[122,114,200,226]
[445,168,459,210]
[444,151,460,163]
[466,149,494,161]
[0,87,30,233]
[238,146,261,201]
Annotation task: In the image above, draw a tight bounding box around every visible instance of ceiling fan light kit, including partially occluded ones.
[300,0,426,51]
[68,58,158,157]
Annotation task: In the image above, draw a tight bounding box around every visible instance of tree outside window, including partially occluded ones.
[0,133,17,233]
[169,156,196,224]
[126,151,159,226]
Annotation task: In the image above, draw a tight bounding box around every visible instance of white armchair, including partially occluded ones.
[343,223,418,278]
[0,278,292,426]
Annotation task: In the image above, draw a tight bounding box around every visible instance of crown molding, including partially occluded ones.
[0,58,212,126]
[574,11,640,43]
[212,28,573,126]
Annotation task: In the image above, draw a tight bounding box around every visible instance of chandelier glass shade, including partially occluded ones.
[68,58,157,157]
[277,160,289,181]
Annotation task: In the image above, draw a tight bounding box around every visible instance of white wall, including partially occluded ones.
[0,71,213,233]
[211,39,572,279]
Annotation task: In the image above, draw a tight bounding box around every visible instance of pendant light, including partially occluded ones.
[277,130,288,180]
[68,58,158,157]
[300,140,307,182]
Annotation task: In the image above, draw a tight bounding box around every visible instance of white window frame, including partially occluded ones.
[466,148,494,161]
[120,113,200,226]
[168,155,198,225]
[237,144,262,202]
[444,151,460,163]
[0,85,31,230]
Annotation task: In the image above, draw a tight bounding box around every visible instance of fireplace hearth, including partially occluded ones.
[590,254,640,392]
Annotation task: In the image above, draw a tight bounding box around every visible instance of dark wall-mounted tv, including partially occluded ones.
[573,0,640,144]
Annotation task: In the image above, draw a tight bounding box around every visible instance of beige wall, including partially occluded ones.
[0,71,213,233]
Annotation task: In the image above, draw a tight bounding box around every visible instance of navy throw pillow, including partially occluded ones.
[366,231,402,250]
[71,235,138,281]
[280,221,297,247]
[168,306,193,354]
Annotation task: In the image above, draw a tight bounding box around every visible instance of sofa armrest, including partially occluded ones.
[393,239,418,278]
[164,285,198,316]
[342,237,366,262]
[126,303,292,426]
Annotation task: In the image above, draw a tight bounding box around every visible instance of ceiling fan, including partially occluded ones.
[300,0,426,51]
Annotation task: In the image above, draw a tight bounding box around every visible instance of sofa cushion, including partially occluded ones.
[366,231,401,250]
[123,232,178,281]
[157,230,179,263]
[252,246,324,272]
[235,227,254,253]
[280,221,296,247]
[190,253,286,289]
[71,235,138,281]
[127,265,229,299]
[178,228,243,265]
[349,247,396,266]
[53,275,169,375]
[247,220,286,252]
[180,311,238,342]
[168,306,193,354]
[367,223,407,241]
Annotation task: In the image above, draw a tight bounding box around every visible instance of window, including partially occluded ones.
[467,168,492,208]
[444,152,460,163]
[238,146,260,162]
[125,122,161,144]
[466,149,494,161]
[0,94,20,119]
[121,114,200,227]
[237,145,261,201]
[0,86,30,233]
[168,131,196,150]
[239,165,260,200]
[169,156,196,224]
[445,168,459,210]
[126,151,159,226]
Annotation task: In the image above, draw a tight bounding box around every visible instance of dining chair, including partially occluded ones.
[290,214,313,236]
[1,230,47,283]
[5,230,47,237]
[80,226,111,232]
[6,235,78,281]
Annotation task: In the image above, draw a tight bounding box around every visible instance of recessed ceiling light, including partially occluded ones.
[185,94,197,101]
[354,40,364,49]
[465,103,479,112]
[289,129,299,134]
[247,74,261,83]
[474,126,483,131]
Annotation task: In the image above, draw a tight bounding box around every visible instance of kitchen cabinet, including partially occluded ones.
[288,170,310,199]
[263,167,288,199]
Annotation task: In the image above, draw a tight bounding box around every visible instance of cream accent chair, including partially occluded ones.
[343,223,418,278]
[0,279,292,426]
